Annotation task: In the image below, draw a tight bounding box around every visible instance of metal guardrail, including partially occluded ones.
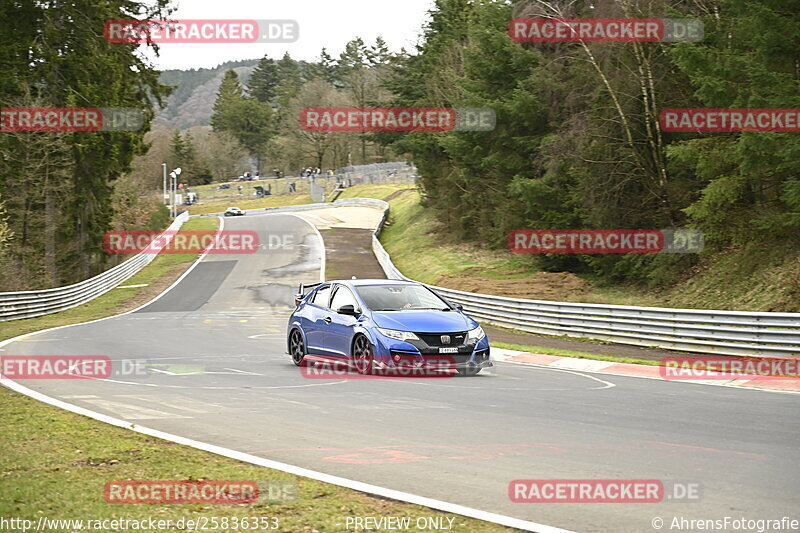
[368,200,800,357]
[7,196,798,356]
[0,212,190,322]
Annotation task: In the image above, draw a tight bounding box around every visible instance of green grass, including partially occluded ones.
[378,190,800,311]
[0,197,519,532]
[187,182,414,217]
[337,183,414,200]
[379,190,537,285]
[493,342,660,366]
[0,217,218,343]
[191,177,313,200]
[660,242,800,312]
[187,194,313,216]
[0,388,518,532]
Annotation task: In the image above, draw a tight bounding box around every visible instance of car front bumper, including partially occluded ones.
[371,334,493,370]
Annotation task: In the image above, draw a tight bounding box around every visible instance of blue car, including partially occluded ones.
[287,279,492,376]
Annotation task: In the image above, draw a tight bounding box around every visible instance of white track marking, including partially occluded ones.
[114,395,215,414]
[0,209,569,532]
[223,367,262,375]
[79,399,190,420]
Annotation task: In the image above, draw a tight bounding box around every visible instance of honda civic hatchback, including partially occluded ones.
[287,279,491,376]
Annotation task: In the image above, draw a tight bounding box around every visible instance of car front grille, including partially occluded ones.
[415,332,467,347]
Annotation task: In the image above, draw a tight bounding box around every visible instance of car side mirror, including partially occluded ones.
[294,294,304,307]
[337,304,360,316]
[454,303,464,311]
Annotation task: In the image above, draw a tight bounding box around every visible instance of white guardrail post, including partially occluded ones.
[0,212,190,322]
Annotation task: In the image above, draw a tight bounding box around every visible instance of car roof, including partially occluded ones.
[324,279,421,287]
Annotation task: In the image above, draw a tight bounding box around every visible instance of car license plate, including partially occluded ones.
[439,347,458,354]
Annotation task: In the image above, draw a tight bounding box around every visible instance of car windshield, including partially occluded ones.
[355,284,449,311]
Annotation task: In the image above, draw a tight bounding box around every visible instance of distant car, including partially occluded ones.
[287,279,492,376]
[224,207,244,217]
[217,183,231,190]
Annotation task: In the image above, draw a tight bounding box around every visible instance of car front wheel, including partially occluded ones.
[352,335,374,375]
[289,329,307,366]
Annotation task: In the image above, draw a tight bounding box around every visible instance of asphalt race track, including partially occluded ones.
[3,211,799,532]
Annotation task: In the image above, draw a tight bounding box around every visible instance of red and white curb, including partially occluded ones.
[491,348,800,394]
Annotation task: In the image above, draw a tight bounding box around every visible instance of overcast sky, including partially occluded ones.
[142,0,436,71]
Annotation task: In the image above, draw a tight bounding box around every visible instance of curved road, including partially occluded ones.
[3,210,799,532]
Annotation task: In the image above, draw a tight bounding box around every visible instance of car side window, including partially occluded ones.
[311,285,331,308]
[330,285,357,311]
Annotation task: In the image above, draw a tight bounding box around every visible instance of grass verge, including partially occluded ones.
[337,183,415,201]
[379,190,800,311]
[0,387,518,532]
[1,200,518,532]
[379,190,534,286]
[187,194,312,216]
[492,342,660,366]
[186,182,414,217]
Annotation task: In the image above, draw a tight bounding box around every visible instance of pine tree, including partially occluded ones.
[274,52,303,105]
[368,36,391,68]
[211,70,245,132]
[248,56,280,103]
[318,48,339,84]
[169,130,186,165]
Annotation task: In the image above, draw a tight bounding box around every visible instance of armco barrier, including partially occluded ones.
[0,212,189,322]
[366,201,800,358]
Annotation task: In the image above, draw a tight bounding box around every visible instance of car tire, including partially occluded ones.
[352,335,374,375]
[289,329,308,367]
[457,364,481,377]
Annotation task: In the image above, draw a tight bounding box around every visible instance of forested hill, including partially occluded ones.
[156,59,258,129]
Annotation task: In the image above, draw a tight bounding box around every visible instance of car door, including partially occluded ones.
[304,284,332,355]
[325,285,360,359]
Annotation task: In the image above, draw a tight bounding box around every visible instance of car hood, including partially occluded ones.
[370,310,475,333]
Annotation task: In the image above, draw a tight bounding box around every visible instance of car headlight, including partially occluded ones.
[467,325,485,341]
[378,328,419,342]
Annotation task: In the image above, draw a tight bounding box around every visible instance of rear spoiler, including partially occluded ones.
[295,282,323,307]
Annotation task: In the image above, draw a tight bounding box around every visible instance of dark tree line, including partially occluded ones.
[383,0,800,286]
[0,0,173,290]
